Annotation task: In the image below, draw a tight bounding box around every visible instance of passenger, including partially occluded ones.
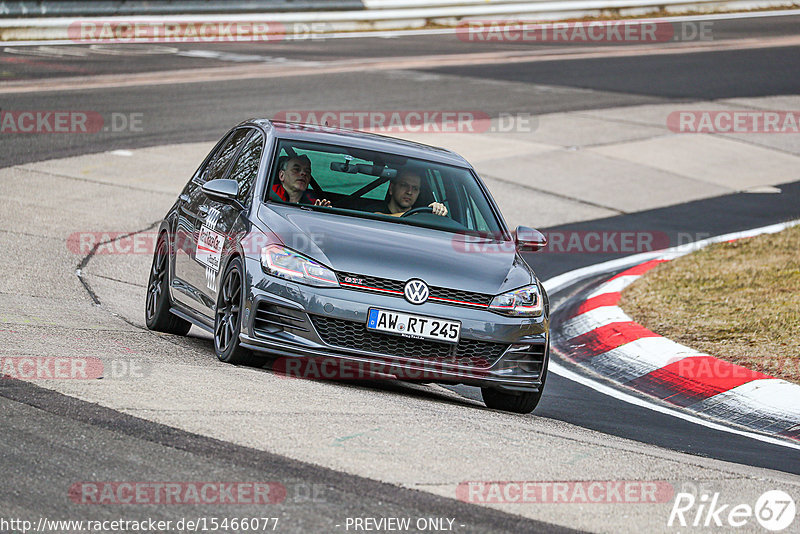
[377,169,448,217]
[272,155,331,206]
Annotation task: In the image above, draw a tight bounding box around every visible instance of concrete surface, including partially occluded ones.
[2,95,798,532]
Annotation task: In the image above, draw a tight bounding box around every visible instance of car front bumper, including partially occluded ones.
[240,258,549,392]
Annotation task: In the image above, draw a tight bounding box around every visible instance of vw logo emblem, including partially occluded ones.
[404,279,429,305]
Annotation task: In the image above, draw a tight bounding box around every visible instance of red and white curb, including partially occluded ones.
[544,220,800,445]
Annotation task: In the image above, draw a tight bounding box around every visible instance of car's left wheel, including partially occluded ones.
[214,257,258,365]
[481,347,549,414]
[145,234,192,336]
[481,386,543,414]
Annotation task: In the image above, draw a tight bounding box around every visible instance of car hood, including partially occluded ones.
[258,204,534,295]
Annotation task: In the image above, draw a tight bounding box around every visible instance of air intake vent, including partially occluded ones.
[253,303,310,337]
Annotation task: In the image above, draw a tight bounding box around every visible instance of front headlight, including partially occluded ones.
[260,244,339,287]
[489,284,543,316]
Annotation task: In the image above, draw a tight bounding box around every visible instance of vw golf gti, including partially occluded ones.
[145,120,550,413]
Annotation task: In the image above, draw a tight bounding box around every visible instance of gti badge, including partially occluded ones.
[404,279,429,305]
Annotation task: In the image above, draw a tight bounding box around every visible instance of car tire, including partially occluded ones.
[145,234,192,336]
[214,257,258,365]
[481,387,543,414]
[481,347,549,414]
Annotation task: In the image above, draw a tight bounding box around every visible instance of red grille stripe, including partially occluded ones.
[341,282,403,295]
[429,296,488,308]
[341,282,488,307]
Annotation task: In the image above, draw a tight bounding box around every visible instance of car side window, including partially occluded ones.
[228,131,264,206]
[198,129,250,184]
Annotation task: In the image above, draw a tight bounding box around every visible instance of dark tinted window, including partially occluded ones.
[228,131,264,205]
[268,139,503,235]
[199,129,250,184]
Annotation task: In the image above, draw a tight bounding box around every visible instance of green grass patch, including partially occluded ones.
[618,224,800,384]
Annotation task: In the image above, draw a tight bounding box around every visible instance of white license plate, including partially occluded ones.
[367,308,461,344]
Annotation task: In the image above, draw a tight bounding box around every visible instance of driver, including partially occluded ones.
[273,155,331,206]
[377,169,447,217]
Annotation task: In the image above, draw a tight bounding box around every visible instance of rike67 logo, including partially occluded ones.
[668,489,796,531]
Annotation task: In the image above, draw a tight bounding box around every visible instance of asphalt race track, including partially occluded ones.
[1,12,799,533]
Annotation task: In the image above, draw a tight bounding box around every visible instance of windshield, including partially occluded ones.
[266,138,505,236]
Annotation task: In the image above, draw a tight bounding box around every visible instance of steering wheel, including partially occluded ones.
[401,206,434,218]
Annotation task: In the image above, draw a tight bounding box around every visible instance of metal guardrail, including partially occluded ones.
[0,0,795,40]
[0,1,366,17]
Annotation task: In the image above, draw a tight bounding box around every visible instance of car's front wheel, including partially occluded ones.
[214,257,258,365]
[481,387,543,414]
[145,234,192,336]
[481,350,548,413]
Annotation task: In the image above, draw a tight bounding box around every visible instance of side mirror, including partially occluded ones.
[202,179,239,201]
[515,226,547,252]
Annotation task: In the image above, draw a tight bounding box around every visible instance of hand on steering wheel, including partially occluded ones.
[401,202,448,218]
[400,206,433,218]
[429,202,448,216]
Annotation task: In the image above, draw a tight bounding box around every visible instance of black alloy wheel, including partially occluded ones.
[145,234,191,335]
[214,257,257,365]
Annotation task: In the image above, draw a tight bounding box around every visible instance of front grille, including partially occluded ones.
[431,287,491,306]
[309,315,508,368]
[337,271,492,308]
[338,272,405,293]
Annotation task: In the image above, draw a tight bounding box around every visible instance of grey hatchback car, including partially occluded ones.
[145,120,550,413]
